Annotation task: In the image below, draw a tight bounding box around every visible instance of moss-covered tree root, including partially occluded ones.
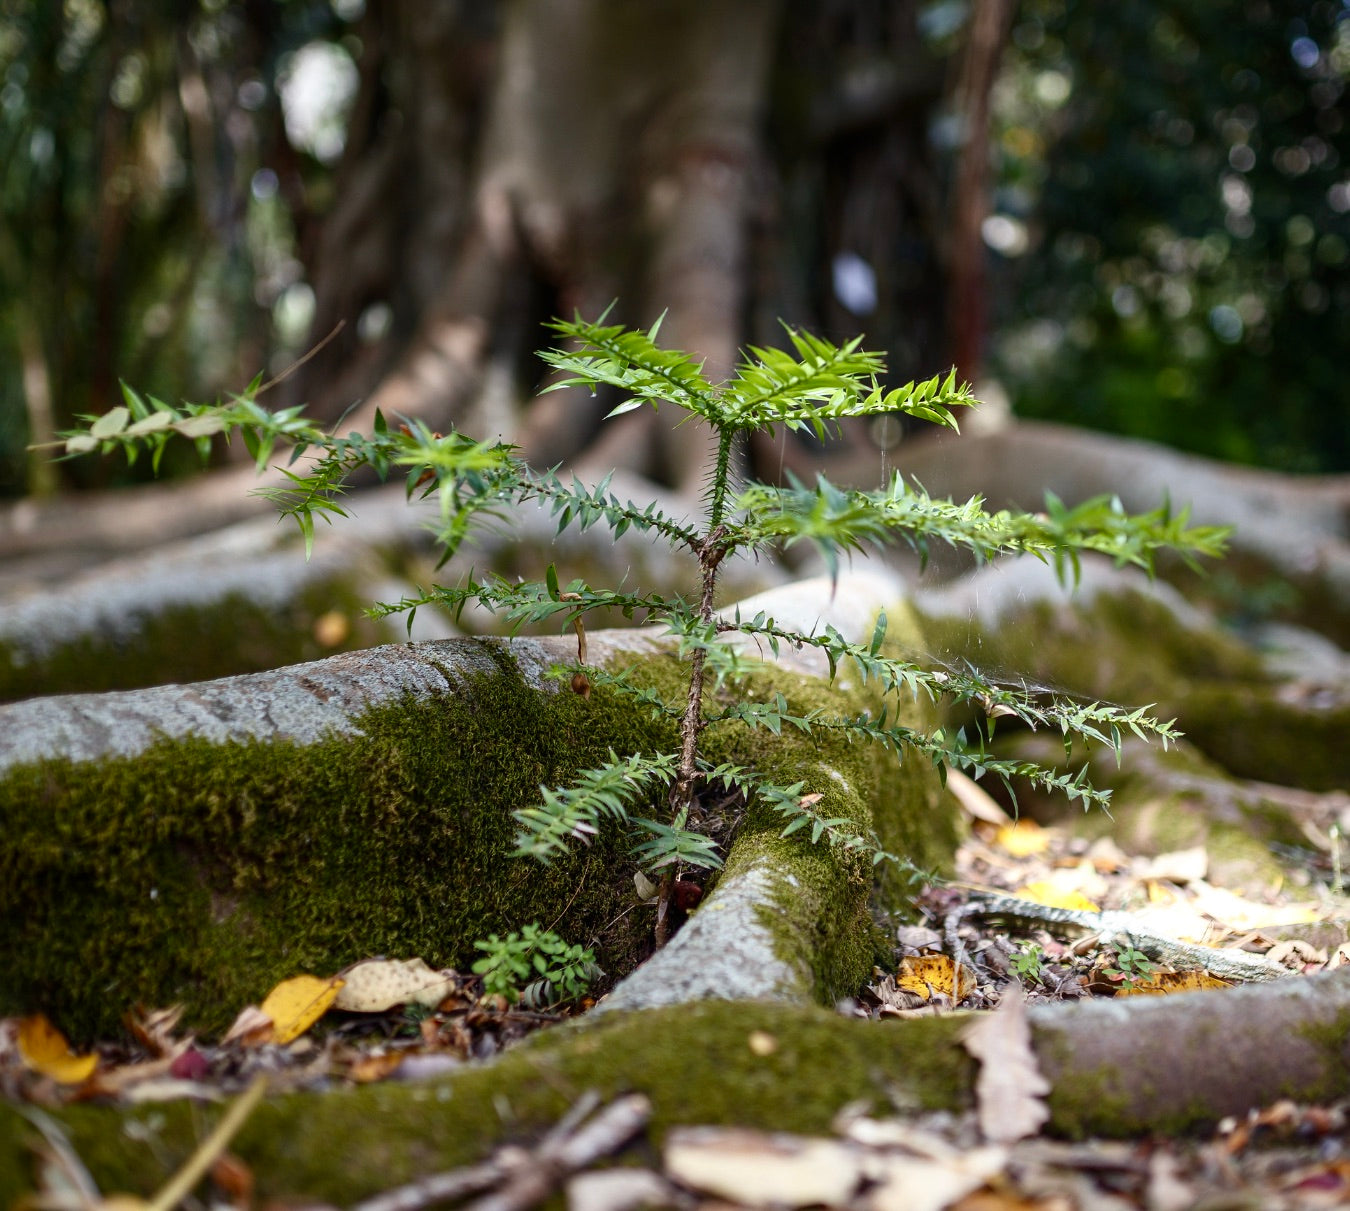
[7,971,1350,1204]
[0,573,954,1040]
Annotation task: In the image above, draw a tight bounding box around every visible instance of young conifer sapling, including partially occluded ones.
[55,313,1229,945]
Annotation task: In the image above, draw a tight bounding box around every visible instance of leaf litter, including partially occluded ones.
[5,772,1350,1208]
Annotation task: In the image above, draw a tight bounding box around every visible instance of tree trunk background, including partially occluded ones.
[284,0,967,492]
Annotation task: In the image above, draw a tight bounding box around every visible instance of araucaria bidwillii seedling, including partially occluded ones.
[57,313,1228,944]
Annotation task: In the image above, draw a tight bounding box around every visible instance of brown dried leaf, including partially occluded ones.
[961,983,1051,1144]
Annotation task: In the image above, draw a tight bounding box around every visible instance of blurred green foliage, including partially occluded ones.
[992,0,1349,472]
[0,0,350,496]
[2,0,1346,499]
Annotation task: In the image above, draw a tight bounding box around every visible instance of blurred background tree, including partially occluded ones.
[1,0,1345,501]
[991,0,1349,473]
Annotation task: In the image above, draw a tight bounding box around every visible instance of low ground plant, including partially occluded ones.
[56,313,1227,943]
[472,925,603,1008]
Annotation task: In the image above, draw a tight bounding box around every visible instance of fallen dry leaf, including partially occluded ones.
[1136,847,1209,884]
[1086,835,1130,874]
[125,1004,187,1056]
[665,1128,864,1208]
[334,957,458,1013]
[1014,880,1099,913]
[896,954,977,1002]
[864,1147,1007,1211]
[995,820,1052,857]
[1116,970,1233,997]
[566,1168,674,1211]
[961,984,1051,1144]
[221,1005,276,1048]
[1187,881,1326,931]
[947,769,1013,826]
[17,1014,98,1085]
[344,1051,405,1084]
[260,974,344,1045]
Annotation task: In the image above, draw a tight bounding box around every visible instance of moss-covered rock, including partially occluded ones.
[999,732,1305,894]
[914,556,1349,793]
[0,578,389,703]
[0,576,955,1041]
[0,1002,976,1206]
[8,970,1350,1202]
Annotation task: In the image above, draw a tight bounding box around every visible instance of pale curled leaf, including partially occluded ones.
[864,1147,1008,1211]
[664,1128,864,1208]
[334,957,458,1013]
[961,983,1051,1143]
[175,413,227,438]
[64,434,98,456]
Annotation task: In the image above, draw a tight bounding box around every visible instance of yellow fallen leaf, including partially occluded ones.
[896,955,976,1001]
[994,820,1051,857]
[1015,881,1099,913]
[259,975,344,1045]
[17,1014,98,1084]
[1187,881,1326,932]
[1117,970,1233,997]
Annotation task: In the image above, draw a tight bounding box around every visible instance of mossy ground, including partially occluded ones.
[0,644,676,1041]
[0,1002,977,1206]
[917,587,1349,793]
[0,578,389,704]
[0,622,956,1042]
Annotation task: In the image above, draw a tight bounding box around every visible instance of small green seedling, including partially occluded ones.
[1105,941,1157,991]
[1009,942,1048,985]
[472,924,602,1008]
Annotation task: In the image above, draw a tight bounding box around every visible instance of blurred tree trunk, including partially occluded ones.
[292,0,972,492]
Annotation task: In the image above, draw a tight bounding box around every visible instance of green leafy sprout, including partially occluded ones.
[52,312,1229,944]
[1009,943,1048,986]
[471,925,602,1008]
[1106,942,1158,991]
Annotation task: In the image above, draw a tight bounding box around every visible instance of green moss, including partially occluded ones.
[917,587,1348,793]
[0,1003,977,1205]
[0,626,957,1042]
[0,578,389,704]
[0,645,679,1041]
[1179,685,1350,793]
[1292,1009,1350,1101]
[1038,1032,1137,1140]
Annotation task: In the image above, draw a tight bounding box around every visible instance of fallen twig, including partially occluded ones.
[349,1091,651,1211]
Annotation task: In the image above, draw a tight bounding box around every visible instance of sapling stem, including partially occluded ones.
[659,520,728,947]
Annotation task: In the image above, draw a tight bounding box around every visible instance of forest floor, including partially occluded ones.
[5,771,1349,1210]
